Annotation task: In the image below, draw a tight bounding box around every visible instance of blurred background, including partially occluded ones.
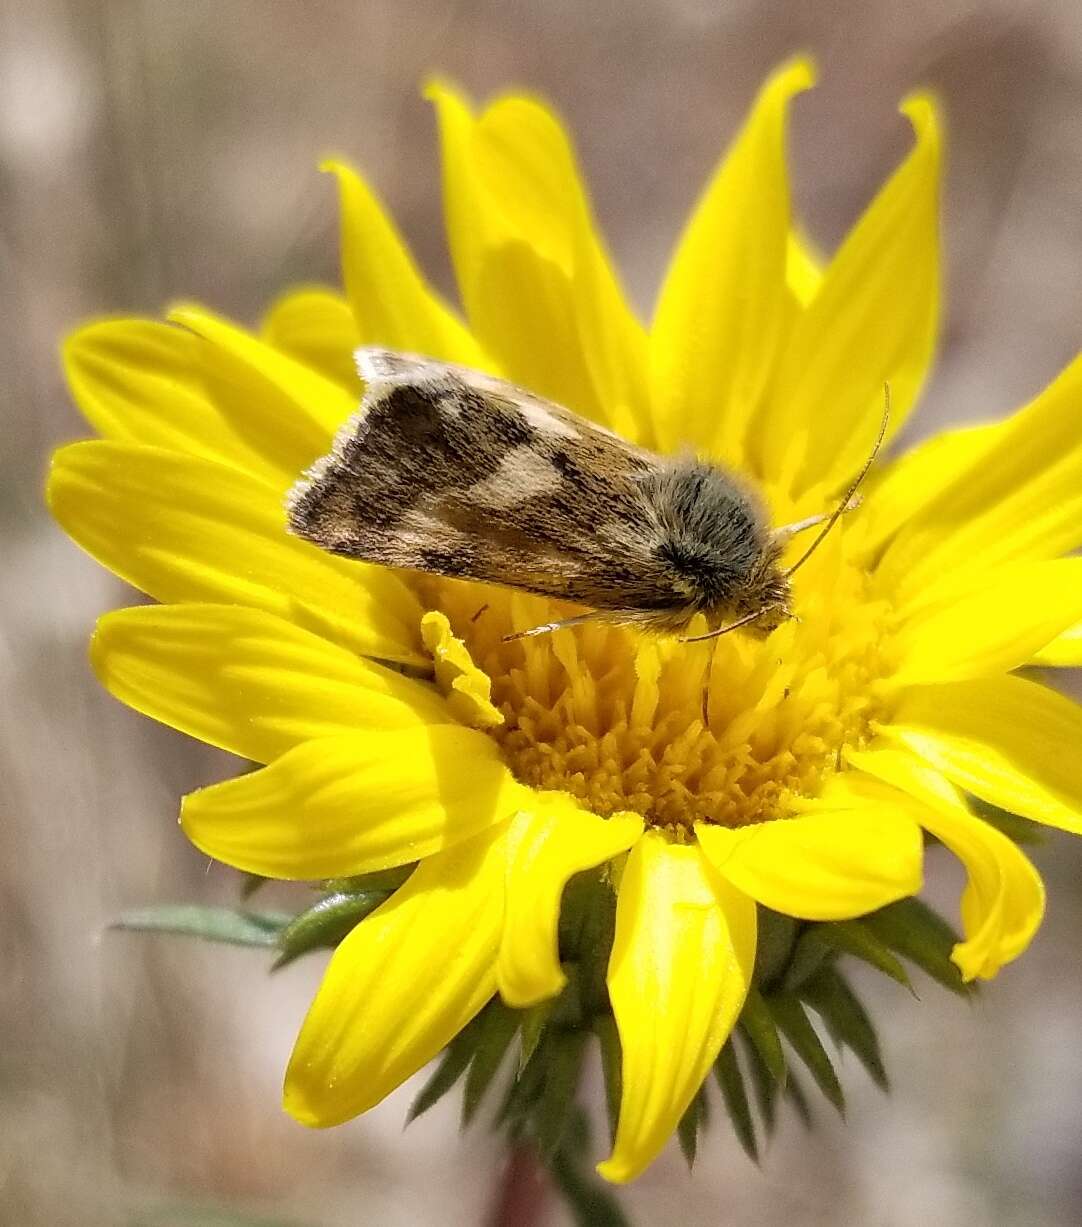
[5,1,1082,1224]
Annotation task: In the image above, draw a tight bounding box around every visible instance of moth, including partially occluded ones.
[287,348,885,642]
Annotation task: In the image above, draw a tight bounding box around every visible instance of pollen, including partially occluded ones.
[416,533,893,831]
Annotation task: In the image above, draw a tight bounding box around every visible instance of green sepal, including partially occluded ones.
[863,898,972,996]
[462,999,521,1127]
[239,872,268,899]
[549,1108,631,1227]
[739,1028,780,1136]
[536,1028,588,1161]
[784,1066,813,1128]
[793,919,914,992]
[677,1085,708,1169]
[967,797,1045,845]
[272,890,389,969]
[558,868,617,1017]
[321,865,413,894]
[769,994,845,1116]
[593,1012,623,1146]
[801,967,888,1090]
[111,905,290,947]
[739,987,787,1085]
[407,1015,483,1124]
[714,1040,758,1163]
[519,998,556,1074]
[753,908,800,989]
[781,926,839,991]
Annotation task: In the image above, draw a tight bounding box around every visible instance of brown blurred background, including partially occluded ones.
[5,1,1082,1224]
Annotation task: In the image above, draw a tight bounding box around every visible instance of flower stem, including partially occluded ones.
[486,1140,549,1227]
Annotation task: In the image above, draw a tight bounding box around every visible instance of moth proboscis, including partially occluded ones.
[286,348,886,643]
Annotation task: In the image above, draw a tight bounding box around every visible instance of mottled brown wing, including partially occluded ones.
[286,348,673,610]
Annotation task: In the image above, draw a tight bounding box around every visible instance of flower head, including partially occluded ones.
[49,57,1082,1183]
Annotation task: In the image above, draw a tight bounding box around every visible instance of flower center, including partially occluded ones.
[414,531,892,831]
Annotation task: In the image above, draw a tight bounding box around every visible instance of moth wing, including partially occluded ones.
[286,348,669,609]
[354,346,609,439]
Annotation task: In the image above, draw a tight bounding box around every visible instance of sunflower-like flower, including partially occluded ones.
[49,58,1082,1184]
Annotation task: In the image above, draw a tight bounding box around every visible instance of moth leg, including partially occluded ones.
[503,611,609,642]
[772,497,861,545]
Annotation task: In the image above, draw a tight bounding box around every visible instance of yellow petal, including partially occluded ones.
[598,832,756,1183]
[497,798,642,1008]
[1032,620,1082,667]
[425,79,482,316]
[651,57,814,462]
[48,441,424,665]
[786,227,824,307]
[91,604,449,763]
[849,746,1045,979]
[284,821,507,1126]
[261,286,361,389]
[61,319,276,478]
[420,610,504,729]
[884,676,1082,834]
[695,800,922,921]
[889,558,1082,685]
[758,94,941,493]
[322,160,484,366]
[858,422,997,557]
[880,351,1082,601]
[473,94,651,439]
[182,725,525,879]
[469,244,616,426]
[169,303,356,477]
[428,81,646,436]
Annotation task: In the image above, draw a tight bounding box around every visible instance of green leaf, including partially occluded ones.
[677,1086,708,1169]
[273,890,389,969]
[739,987,787,1084]
[407,1018,483,1124]
[714,1040,758,1163]
[801,967,888,1091]
[111,905,290,948]
[769,994,845,1117]
[593,1013,623,1146]
[462,1000,521,1127]
[536,1029,588,1161]
[549,1109,631,1227]
[863,898,972,996]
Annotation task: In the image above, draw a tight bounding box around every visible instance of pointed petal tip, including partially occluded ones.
[318,156,348,177]
[282,1077,340,1129]
[422,75,469,105]
[595,1156,637,1185]
[772,52,818,94]
[899,90,943,143]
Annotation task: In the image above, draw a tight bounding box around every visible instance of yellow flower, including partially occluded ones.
[47,57,1082,1183]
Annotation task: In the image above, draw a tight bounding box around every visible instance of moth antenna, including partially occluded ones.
[680,604,785,644]
[782,383,890,579]
[503,611,607,642]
